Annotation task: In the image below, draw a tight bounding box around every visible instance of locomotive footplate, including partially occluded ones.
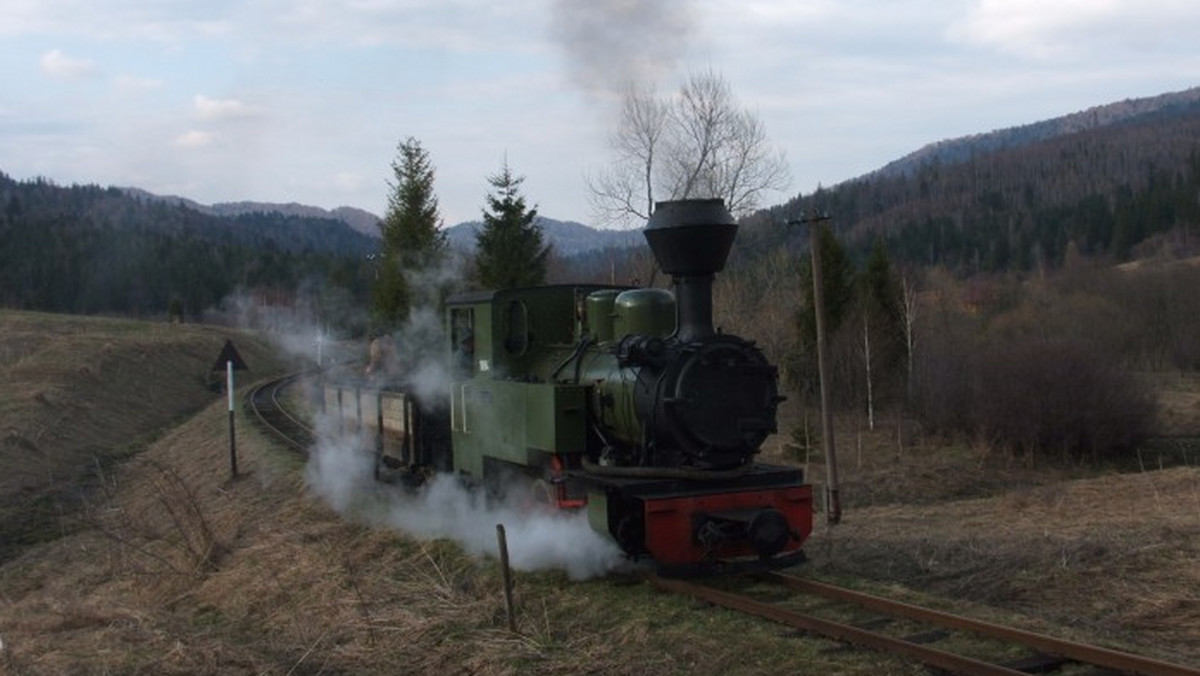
[579,464,814,576]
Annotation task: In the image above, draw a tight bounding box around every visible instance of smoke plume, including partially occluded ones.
[549,0,698,98]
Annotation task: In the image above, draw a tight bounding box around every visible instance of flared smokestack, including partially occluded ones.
[643,199,737,342]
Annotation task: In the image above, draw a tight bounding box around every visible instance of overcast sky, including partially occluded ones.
[3,1,1199,227]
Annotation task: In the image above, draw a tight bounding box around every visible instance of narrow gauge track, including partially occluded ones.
[245,372,316,454]
[647,572,1200,676]
[245,372,1197,675]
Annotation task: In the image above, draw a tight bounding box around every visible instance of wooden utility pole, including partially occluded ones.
[790,213,842,524]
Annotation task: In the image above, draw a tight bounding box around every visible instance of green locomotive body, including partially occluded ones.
[444,285,680,487]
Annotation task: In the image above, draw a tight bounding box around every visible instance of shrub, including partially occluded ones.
[970,338,1156,463]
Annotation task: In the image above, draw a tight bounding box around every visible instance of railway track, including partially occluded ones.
[247,372,1197,675]
[245,372,316,454]
[646,572,1200,676]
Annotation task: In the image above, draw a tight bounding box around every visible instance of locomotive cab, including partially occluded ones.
[444,284,619,495]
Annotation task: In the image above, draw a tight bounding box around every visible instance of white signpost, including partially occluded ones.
[227,359,238,479]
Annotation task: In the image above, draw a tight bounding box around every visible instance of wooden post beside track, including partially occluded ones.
[227,360,238,479]
[496,524,517,633]
[375,389,385,461]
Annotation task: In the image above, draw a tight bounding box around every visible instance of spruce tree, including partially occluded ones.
[475,161,550,289]
[797,225,854,352]
[857,238,904,425]
[372,137,447,326]
[861,238,901,328]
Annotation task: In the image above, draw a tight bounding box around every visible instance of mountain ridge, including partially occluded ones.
[6,80,1198,313]
[120,189,383,238]
[118,188,643,257]
[874,85,1200,179]
[118,85,1200,257]
[738,84,1200,275]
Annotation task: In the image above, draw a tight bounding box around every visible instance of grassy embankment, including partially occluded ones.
[1,310,1197,674]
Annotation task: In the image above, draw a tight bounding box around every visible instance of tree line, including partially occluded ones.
[0,175,376,319]
[0,143,557,335]
[712,95,1200,465]
[728,222,1180,466]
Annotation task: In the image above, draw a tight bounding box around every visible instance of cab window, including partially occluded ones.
[504,300,529,355]
[451,308,475,376]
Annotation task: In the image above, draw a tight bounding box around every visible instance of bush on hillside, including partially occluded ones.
[964,339,1155,463]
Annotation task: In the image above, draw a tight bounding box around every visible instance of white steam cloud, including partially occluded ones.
[203,285,363,367]
[304,409,625,580]
[388,304,452,403]
[213,246,621,579]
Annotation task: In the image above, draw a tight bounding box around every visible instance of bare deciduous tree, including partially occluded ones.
[713,245,802,367]
[588,70,790,226]
[900,271,920,400]
[588,85,668,225]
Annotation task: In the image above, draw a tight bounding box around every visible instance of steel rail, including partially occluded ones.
[646,573,1028,676]
[245,373,315,454]
[762,573,1200,676]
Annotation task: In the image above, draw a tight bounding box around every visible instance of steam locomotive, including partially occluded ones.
[327,199,813,575]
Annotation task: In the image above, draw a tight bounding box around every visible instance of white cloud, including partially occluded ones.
[5,0,1200,226]
[334,171,369,191]
[6,1,526,52]
[273,0,532,50]
[40,49,100,79]
[115,74,164,91]
[3,0,233,45]
[950,0,1200,58]
[174,129,214,148]
[193,94,258,120]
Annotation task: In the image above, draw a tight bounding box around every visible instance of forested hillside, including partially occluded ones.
[742,86,1200,272]
[5,86,1200,323]
[0,175,376,319]
[876,87,1200,179]
[120,189,384,238]
[444,218,641,256]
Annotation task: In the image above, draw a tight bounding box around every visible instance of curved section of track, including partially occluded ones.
[245,372,316,454]
[646,572,1200,676]
[247,372,1198,676]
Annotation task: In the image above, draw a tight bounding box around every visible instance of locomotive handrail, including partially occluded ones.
[460,384,470,434]
[580,456,753,481]
[550,334,593,383]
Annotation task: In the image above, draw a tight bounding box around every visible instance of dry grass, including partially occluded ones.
[764,396,1200,666]
[804,440,1200,664]
[1,399,922,675]
[0,309,285,563]
[2,310,1199,674]
[1152,372,1200,436]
